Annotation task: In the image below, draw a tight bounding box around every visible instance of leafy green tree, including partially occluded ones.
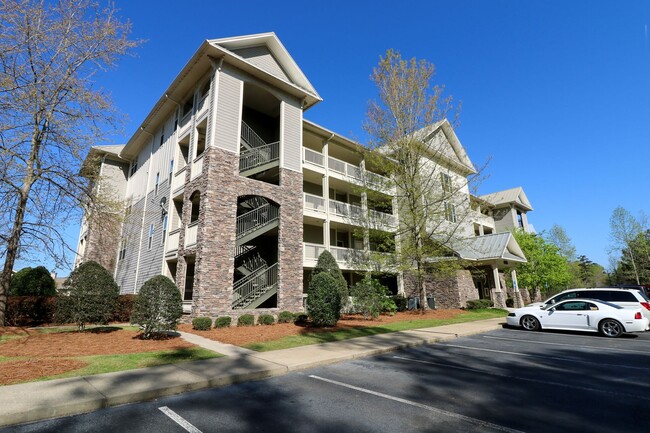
[306,273,341,327]
[512,229,572,298]
[8,266,56,296]
[608,207,645,284]
[55,261,118,331]
[350,277,395,319]
[362,49,476,310]
[131,275,182,339]
[0,0,139,326]
[612,230,650,285]
[312,250,348,303]
[544,224,576,261]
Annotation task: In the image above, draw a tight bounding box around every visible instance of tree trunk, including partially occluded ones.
[0,191,29,327]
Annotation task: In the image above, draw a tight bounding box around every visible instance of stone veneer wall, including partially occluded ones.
[403,270,480,309]
[83,211,121,274]
[176,146,303,320]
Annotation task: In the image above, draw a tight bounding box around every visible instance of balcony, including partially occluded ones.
[328,156,362,182]
[368,209,397,228]
[165,230,180,258]
[196,93,209,119]
[171,167,186,196]
[191,154,204,180]
[303,193,326,215]
[303,148,325,172]
[185,221,198,247]
[303,243,365,270]
[329,199,363,223]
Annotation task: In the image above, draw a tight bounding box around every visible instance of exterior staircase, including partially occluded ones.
[239,121,279,177]
[232,196,280,309]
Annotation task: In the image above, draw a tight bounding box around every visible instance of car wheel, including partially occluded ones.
[599,319,623,338]
[520,315,540,331]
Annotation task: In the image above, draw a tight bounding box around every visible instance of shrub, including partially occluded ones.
[312,251,348,304]
[5,296,57,326]
[466,299,494,309]
[237,314,255,326]
[294,313,308,324]
[215,316,232,328]
[392,295,407,312]
[350,277,394,320]
[131,275,183,339]
[55,261,119,331]
[258,314,275,325]
[9,266,57,296]
[192,317,212,331]
[506,298,514,308]
[111,294,136,322]
[278,311,295,323]
[307,272,341,327]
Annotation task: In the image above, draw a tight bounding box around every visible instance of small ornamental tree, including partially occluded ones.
[307,272,341,327]
[350,277,394,319]
[9,266,56,296]
[55,261,119,331]
[312,250,348,304]
[131,275,182,339]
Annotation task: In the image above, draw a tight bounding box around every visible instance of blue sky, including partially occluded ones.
[31,0,650,274]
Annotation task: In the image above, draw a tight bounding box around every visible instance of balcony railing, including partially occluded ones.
[329,199,363,221]
[171,167,186,195]
[185,221,198,247]
[166,230,180,253]
[303,193,326,213]
[196,94,208,116]
[179,110,192,129]
[369,209,397,227]
[239,142,280,172]
[303,243,327,261]
[191,154,204,180]
[303,148,324,167]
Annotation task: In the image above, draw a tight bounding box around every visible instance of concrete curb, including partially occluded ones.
[0,318,506,427]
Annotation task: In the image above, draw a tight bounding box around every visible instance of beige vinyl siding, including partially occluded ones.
[281,98,302,172]
[232,46,290,82]
[213,68,242,153]
[115,197,145,294]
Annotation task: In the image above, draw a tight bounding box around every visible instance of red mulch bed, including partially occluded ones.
[178,309,466,346]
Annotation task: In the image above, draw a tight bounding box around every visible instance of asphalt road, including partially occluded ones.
[4,326,650,432]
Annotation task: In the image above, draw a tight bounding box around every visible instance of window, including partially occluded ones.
[118,239,127,261]
[161,215,168,246]
[517,210,524,228]
[159,132,164,149]
[444,201,457,223]
[130,161,137,177]
[148,224,154,250]
[154,172,160,195]
[441,173,452,194]
[169,160,174,185]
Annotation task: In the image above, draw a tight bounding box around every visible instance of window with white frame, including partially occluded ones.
[444,201,457,223]
[168,159,174,185]
[154,172,160,195]
[161,214,168,246]
[441,172,452,194]
[118,238,127,261]
[148,224,154,250]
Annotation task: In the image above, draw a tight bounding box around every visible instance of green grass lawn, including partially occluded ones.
[245,309,507,351]
[40,347,220,382]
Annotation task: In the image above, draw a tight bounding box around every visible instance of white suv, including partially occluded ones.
[530,288,650,322]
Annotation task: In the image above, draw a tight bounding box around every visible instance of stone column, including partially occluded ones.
[491,265,507,308]
[511,269,524,308]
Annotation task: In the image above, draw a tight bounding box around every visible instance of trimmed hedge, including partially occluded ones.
[237,314,255,327]
[258,314,275,325]
[111,295,136,322]
[131,275,183,339]
[306,272,341,327]
[192,317,212,331]
[5,296,57,326]
[466,299,494,309]
[278,311,295,323]
[215,316,232,328]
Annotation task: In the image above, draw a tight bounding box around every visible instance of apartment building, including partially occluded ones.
[77,33,533,317]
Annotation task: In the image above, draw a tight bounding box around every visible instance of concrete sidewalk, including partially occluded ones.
[0,317,505,427]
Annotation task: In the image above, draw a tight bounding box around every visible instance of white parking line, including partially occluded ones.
[440,343,650,372]
[483,335,650,354]
[309,375,524,433]
[393,356,650,401]
[158,406,202,433]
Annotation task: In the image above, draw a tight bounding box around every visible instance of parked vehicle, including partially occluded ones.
[528,288,650,322]
[507,299,650,337]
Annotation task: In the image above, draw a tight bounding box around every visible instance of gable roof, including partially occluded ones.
[120,33,322,160]
[453,232,527,263]
[414,119,476,175]
[480,187,533,211]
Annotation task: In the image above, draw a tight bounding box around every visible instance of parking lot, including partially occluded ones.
[4,326,650,432]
